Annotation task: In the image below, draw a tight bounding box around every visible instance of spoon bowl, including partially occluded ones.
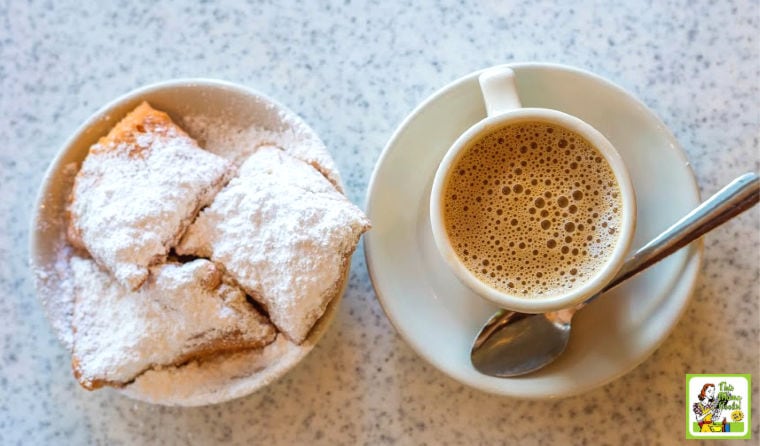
[471,308,574,377]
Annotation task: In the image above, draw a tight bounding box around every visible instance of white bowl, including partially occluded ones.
[29,79,347,406]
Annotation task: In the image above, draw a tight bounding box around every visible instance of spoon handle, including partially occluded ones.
[602,172,760,293]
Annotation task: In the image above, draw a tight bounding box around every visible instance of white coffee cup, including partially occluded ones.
[429,65,637,313]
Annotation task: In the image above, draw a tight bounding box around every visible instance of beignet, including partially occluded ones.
[70,256,276,390]
[67,102,232,290]
[177,147,370,343]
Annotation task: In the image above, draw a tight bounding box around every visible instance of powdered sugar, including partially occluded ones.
[34,232,77,350]
[177,147,370,343]
[123,335,298,405]
[68,103,232,290]
[32,161,79,350]
[182,113,344,192]
[70,257,276,389]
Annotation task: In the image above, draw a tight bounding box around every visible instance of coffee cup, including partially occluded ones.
[429,65,636,313]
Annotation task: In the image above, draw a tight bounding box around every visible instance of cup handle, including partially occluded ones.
[478,66,522,117]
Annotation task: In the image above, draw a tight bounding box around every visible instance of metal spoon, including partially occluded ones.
[471,172,760,377]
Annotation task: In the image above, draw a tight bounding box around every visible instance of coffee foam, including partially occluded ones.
[442,121,622,299]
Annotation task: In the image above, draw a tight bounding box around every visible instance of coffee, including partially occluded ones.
[442,121,622,299]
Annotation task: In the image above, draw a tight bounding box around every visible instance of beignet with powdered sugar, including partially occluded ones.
[177,146,371,343]
[67,102,233,290]
[70,256,276,390]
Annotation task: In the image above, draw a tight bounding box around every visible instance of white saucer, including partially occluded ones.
[364,63,703,398]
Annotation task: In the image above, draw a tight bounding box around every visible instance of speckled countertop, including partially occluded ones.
[1,1,758,444]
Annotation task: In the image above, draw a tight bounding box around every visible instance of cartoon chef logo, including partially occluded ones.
[692,383,726,432]
[686,374,751,440]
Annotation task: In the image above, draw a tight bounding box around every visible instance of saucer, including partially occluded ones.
[364,63,702,398]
